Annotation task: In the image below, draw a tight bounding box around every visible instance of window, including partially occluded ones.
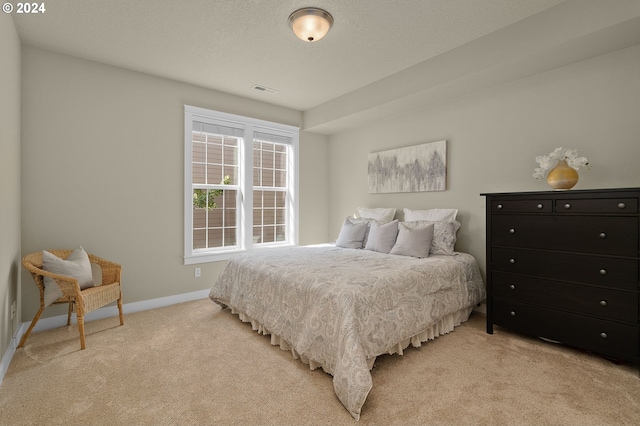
[184,105,299,264]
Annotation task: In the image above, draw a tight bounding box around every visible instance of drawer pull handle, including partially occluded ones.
[600,332,608,339]
[510,311,516,317]
[618,202,626,209]
[599,232,607,239]
[509,258,516,264]
[509,284,515,290]
[509,228,515,234]
[497,204,503,209]
[537,203,543,209]
[600,300,607,307]
[599,268,607,275]
[564,203,571,209]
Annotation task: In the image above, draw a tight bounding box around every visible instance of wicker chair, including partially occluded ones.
[19,250,124,350]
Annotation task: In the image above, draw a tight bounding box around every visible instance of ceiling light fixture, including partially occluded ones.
[288,7,333,42]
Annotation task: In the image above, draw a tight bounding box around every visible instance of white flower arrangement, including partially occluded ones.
[533,147,589,180]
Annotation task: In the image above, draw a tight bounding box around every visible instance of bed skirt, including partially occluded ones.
[227,305,474,374]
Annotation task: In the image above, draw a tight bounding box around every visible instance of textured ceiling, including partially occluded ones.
[12,0,565,111]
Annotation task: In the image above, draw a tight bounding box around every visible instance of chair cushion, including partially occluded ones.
[42,247,95,306]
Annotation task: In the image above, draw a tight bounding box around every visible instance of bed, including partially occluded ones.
[209,238,485,419]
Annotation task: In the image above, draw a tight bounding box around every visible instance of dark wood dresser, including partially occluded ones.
[482,188,639,366]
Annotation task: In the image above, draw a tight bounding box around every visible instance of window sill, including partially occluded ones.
[184,250,246,265]
[184,243,296,265]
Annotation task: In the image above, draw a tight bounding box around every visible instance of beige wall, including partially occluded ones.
[298,130,330,242]
[0,14,21,359]
[327,44,640,275]
[20,46,329,320]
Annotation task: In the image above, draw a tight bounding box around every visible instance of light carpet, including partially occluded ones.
[1,298,639,425]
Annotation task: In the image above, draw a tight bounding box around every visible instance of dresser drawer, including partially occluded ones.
[492,272,638,323]
[491,247,638,291]
[493,299,639,362]
[555,198,638,214]
[491,199,552,213]
[492,215,638,256]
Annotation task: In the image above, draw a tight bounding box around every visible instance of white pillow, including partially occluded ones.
[357,207,396,224]
[364,220,399,254]
[336,217,369,249]
[42,247,95,307]
[404,208,458,222]
[389,222,434,258]
[406,220,461,255]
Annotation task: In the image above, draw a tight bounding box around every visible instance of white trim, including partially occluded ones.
[184,248,246,265]
[0,330,18,385]
[0,289,211,387]
[291,135,300,244]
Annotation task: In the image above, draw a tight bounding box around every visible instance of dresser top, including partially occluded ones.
[481,187,640,197]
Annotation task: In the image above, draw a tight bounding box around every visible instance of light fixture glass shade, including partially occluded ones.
[288,8,333,42]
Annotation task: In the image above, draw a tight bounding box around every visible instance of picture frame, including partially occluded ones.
[368,140,447,193]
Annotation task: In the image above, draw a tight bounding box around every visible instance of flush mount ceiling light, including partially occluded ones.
[288,7,333,42]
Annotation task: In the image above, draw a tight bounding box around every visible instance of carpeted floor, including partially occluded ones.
[1,298,639,425]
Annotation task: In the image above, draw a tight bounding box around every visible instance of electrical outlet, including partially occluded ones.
[195,267,201,278]
[10,301,16,319]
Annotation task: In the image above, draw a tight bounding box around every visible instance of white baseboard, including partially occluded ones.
[0,330,18,387]
[0,289,210,386]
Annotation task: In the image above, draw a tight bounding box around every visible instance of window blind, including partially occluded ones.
[193,121,244,138]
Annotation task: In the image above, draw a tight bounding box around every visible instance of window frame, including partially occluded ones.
[184,105,299,264]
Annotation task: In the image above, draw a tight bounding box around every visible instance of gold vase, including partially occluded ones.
[546,159,578,190]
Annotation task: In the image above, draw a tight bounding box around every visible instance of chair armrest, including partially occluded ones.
[23,263,82,298]
[88,254,122,286]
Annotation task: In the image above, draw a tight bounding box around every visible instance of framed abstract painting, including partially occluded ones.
[368,140,446,193]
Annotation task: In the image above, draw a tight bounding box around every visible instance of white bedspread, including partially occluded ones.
[209,244,486,419]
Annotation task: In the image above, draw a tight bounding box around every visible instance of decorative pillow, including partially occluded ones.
[404,208,458,222]
[364,220,399,254]
[406,220,461,255]
[347,216,374,246]
[42,247,95,307]
[357,207,396,224]
[335,217,369,249]
[389,222,434,258]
